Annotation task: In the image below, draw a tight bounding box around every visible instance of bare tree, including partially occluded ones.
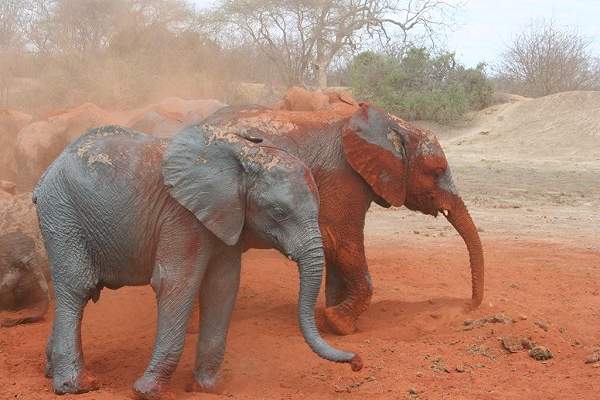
[497,19,598,97]
[206,0,457,88]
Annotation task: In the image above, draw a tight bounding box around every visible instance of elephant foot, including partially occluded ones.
[44,361,53,378]
[133,374,172,400]
[324,306,358,336]
[53,370,98,395]
[186,371,219,393]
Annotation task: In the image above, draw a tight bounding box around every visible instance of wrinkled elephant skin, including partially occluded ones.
[203,103,484,335]
[35,125,359,398]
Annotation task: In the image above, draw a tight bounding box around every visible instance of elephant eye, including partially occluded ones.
[433,167,445,177]
[271,205,289,221]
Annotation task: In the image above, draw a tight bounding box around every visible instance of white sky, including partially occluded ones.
[190,0,600,68]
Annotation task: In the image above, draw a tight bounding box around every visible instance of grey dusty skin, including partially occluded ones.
[34,124,360,399]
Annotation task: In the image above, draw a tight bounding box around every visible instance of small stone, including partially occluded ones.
[502,337,524,353]
[521,338,535,350]
[584,352,600,364]
[529,346,553,361]
[486,314,513,324]
[455,365,466,373]
[408,388,418,395]
[518,314,528,320]
[535,320,549,332]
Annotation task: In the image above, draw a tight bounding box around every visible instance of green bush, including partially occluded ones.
[349,48,494,123]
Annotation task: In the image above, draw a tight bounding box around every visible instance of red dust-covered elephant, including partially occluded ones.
[126,97,226,137]
[15,103,119,191]
[0,109,32,183]
[202,101,484,335]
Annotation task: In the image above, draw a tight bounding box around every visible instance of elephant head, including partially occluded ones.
[162,125,362,370]
[342,103,484,307]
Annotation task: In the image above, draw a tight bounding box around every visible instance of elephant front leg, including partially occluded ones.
[133,256,205,399]
[188,247,241,393]
[325,260,346,307]
[324,237,373,335]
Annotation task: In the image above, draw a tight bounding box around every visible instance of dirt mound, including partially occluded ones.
[418,91,600,162]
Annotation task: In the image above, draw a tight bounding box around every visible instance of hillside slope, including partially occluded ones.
[418,91,600,163]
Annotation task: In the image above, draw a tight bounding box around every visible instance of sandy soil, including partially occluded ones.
[1,92,600,399]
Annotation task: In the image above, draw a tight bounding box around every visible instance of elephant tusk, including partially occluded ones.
[441,209,449,217]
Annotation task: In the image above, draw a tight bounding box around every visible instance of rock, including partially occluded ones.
[502,337,523,353]
[486,314,513,324]
[428,356,450,373]
[534,320,549,332]
[455,365,466,373]
[529,346,553,361]
[502,337,536,353]
[584,352,600,364]
[463,314,513,330]
[521,338,535,350]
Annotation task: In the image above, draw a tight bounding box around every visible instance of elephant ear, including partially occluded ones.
[162,126,245,246]
[342,103,407,206]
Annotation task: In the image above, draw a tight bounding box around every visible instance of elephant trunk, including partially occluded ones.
[294,236,362,371]
[444,197,484,307]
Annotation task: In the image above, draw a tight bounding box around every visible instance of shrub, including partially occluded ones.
[349,48,494,122]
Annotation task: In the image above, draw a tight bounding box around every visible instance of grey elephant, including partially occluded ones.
[34,125,361,398]
[0,231,49,327]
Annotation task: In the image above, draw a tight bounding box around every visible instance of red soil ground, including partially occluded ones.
[2,92,600,398]
[1,208,598,399]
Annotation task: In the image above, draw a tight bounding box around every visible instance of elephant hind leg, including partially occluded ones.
[48,256,98,394]
[39,226,99,395]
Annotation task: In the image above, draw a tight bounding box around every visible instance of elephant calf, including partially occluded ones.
[34,125,360,398]
[0,231,49,327]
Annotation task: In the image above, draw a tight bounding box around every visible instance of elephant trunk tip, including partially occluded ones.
[350,354,363,371]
